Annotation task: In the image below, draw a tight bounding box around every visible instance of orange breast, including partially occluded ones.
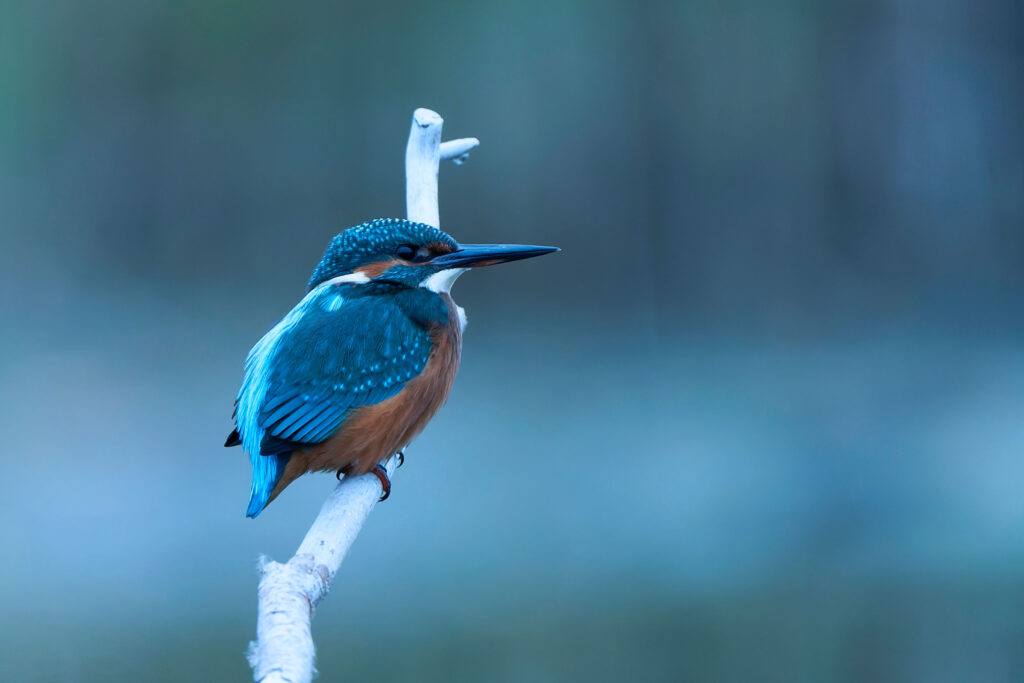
[267,293,463,502]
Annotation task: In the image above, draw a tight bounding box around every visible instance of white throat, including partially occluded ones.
[421,267,469,331]
[421,267,468,294]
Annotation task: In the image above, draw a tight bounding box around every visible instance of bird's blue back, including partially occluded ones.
[236,281,450,516]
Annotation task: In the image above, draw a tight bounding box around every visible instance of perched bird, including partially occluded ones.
[226,218,558,517]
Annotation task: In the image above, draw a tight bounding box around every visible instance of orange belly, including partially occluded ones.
[267,293,462,502]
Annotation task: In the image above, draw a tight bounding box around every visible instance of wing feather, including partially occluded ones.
[234,286,434,457]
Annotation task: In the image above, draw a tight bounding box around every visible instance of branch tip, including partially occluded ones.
[412,108,443,129]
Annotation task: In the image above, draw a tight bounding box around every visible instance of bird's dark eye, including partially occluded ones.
[396,244,433,263]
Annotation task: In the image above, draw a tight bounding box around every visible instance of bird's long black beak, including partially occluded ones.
[431,243,559,269]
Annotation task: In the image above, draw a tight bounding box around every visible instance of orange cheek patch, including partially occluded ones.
[357,259,402,278]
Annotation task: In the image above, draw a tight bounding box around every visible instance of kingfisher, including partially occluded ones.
[225,218,558,517]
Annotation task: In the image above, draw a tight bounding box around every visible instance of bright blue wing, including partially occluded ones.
[234,283,447,517]
[249,289,433,454]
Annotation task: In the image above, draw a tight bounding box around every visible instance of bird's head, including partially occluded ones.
[307,218,558,293]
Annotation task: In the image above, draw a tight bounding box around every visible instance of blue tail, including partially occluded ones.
[246,453,291,518]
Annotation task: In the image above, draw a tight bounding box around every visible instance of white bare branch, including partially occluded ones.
[440,137,480,165]
[247,108,477,683]
[405,107,443,228]
[247,455,400,683]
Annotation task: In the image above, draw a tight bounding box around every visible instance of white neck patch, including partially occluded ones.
[421,268,468,294]
[316,271,370,289]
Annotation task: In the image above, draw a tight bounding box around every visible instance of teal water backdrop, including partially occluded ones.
[2,1,1023,680]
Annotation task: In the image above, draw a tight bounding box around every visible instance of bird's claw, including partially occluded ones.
[335,457,398,501]
[371,464,391,501]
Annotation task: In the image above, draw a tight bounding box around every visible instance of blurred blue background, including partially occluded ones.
[2,1,1024,681]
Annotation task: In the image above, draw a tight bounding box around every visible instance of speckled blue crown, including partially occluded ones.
[307,218,458,290]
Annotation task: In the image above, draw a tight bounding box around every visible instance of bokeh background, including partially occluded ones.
[3,1,1024,681]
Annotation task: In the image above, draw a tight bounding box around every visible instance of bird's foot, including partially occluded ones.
[335,460,395,501]
[396,449,405,468]
[371,464,391,501]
